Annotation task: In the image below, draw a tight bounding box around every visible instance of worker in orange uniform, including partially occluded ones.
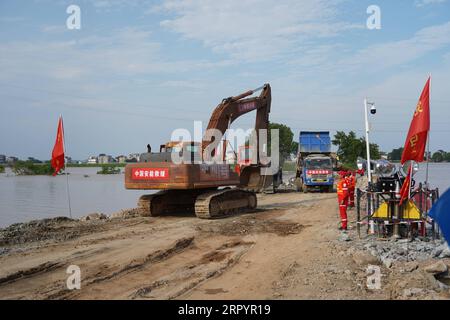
[337,172,349,230]
[347,172,356,208]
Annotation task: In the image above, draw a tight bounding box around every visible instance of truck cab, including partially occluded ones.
[295,131,335,193]
[300,154,334,192]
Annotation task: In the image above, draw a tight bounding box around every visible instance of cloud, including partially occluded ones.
[91,0,149,9]
[156,0,359,61]
[415,0,447,7]
[0,16,26,23]
[41,25,69,34]
[335,21,450,73]
[159,80,205,89]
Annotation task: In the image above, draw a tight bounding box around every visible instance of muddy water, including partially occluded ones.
[0,163,449,228]
[0,167,150,227]
[413,162,450,194]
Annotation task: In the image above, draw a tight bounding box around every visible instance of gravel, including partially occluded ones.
[356,237,450,265]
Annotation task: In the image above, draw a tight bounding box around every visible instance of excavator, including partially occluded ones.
[124,84,273,218]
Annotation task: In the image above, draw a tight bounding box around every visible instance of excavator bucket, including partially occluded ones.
[239,166,273,192]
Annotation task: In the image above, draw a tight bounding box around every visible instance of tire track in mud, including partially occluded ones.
[47,236,195,299]
[0,245,115,289]
[89,236,195,284]
[130,240,255,300]
[0,261,64,286]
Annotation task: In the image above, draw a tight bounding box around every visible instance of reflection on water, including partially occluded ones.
[0,163,449,228]
[0,167,150,227]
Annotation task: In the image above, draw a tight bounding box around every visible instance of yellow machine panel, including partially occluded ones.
[372,200,421,220]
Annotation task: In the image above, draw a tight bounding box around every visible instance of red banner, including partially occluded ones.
[132,168,169,180]
[307,170,331,175]
[51,116,65,176]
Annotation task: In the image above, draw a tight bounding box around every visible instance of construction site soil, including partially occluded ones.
[1,192,449,300]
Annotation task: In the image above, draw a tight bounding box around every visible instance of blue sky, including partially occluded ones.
[1,0,450,160]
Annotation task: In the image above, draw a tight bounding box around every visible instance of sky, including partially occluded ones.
[1,0,450,160]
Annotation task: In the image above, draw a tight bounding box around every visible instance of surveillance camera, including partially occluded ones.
[370,104,376,114]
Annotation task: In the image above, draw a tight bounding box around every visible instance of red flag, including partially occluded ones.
[401,77,430,164]
[51,116,65,176]
[399,165,412,205]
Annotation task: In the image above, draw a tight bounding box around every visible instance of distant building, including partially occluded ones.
[27,157,42,163]
[127,153,141,162]
[6,156,18,163]
[116,155,127,163]
[87,156,98,164]
[98,154,114,164]
[0,154,5,164]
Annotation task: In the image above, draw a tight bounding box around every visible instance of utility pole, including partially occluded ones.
[364,98,376,234]
[364,98,375,184]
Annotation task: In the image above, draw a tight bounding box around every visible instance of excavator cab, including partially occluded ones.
[141,141,201,164]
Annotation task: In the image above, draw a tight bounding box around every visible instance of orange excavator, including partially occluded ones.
[124,84,273,218]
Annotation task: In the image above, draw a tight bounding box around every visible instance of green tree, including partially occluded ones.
[332,131,381,166]
[388,147,404,161]
[268,122,295,161]
[12,161,54,175]
[444,152,450,162]
[291,141,299,155]
[432,150,445,163]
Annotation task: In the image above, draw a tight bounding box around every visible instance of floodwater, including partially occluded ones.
[0,163,449,228]
[0,167,150,227]
[412,162,450,195]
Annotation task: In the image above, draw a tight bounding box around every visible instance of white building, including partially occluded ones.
[98,154,113,164]
[87,156,98,164]
[116,155,127,163]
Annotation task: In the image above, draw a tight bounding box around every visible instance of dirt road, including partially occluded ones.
[0,192,448,300]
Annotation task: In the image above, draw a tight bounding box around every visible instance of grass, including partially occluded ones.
[67,163,127,167]
[0,165,4,173]
[12,161,54,175]
[97,165,121,174]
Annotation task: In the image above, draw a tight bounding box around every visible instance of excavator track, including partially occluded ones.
[139,189,257,218]
[138,190,201,217]
[194,189,257,219]
[138,191,170,217]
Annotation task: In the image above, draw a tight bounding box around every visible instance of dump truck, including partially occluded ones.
[294,131,334,193]
[124,84,274,218]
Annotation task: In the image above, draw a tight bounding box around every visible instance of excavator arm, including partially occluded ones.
[202,83,271,160]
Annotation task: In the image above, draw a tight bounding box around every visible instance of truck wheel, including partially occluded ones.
[328,185,334,193]
[302,183,308,193]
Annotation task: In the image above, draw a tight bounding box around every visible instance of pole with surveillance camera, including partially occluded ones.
[364,98,376,234]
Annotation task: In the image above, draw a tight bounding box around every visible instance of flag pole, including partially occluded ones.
[61,115,73,219]
[425,75,431,191]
